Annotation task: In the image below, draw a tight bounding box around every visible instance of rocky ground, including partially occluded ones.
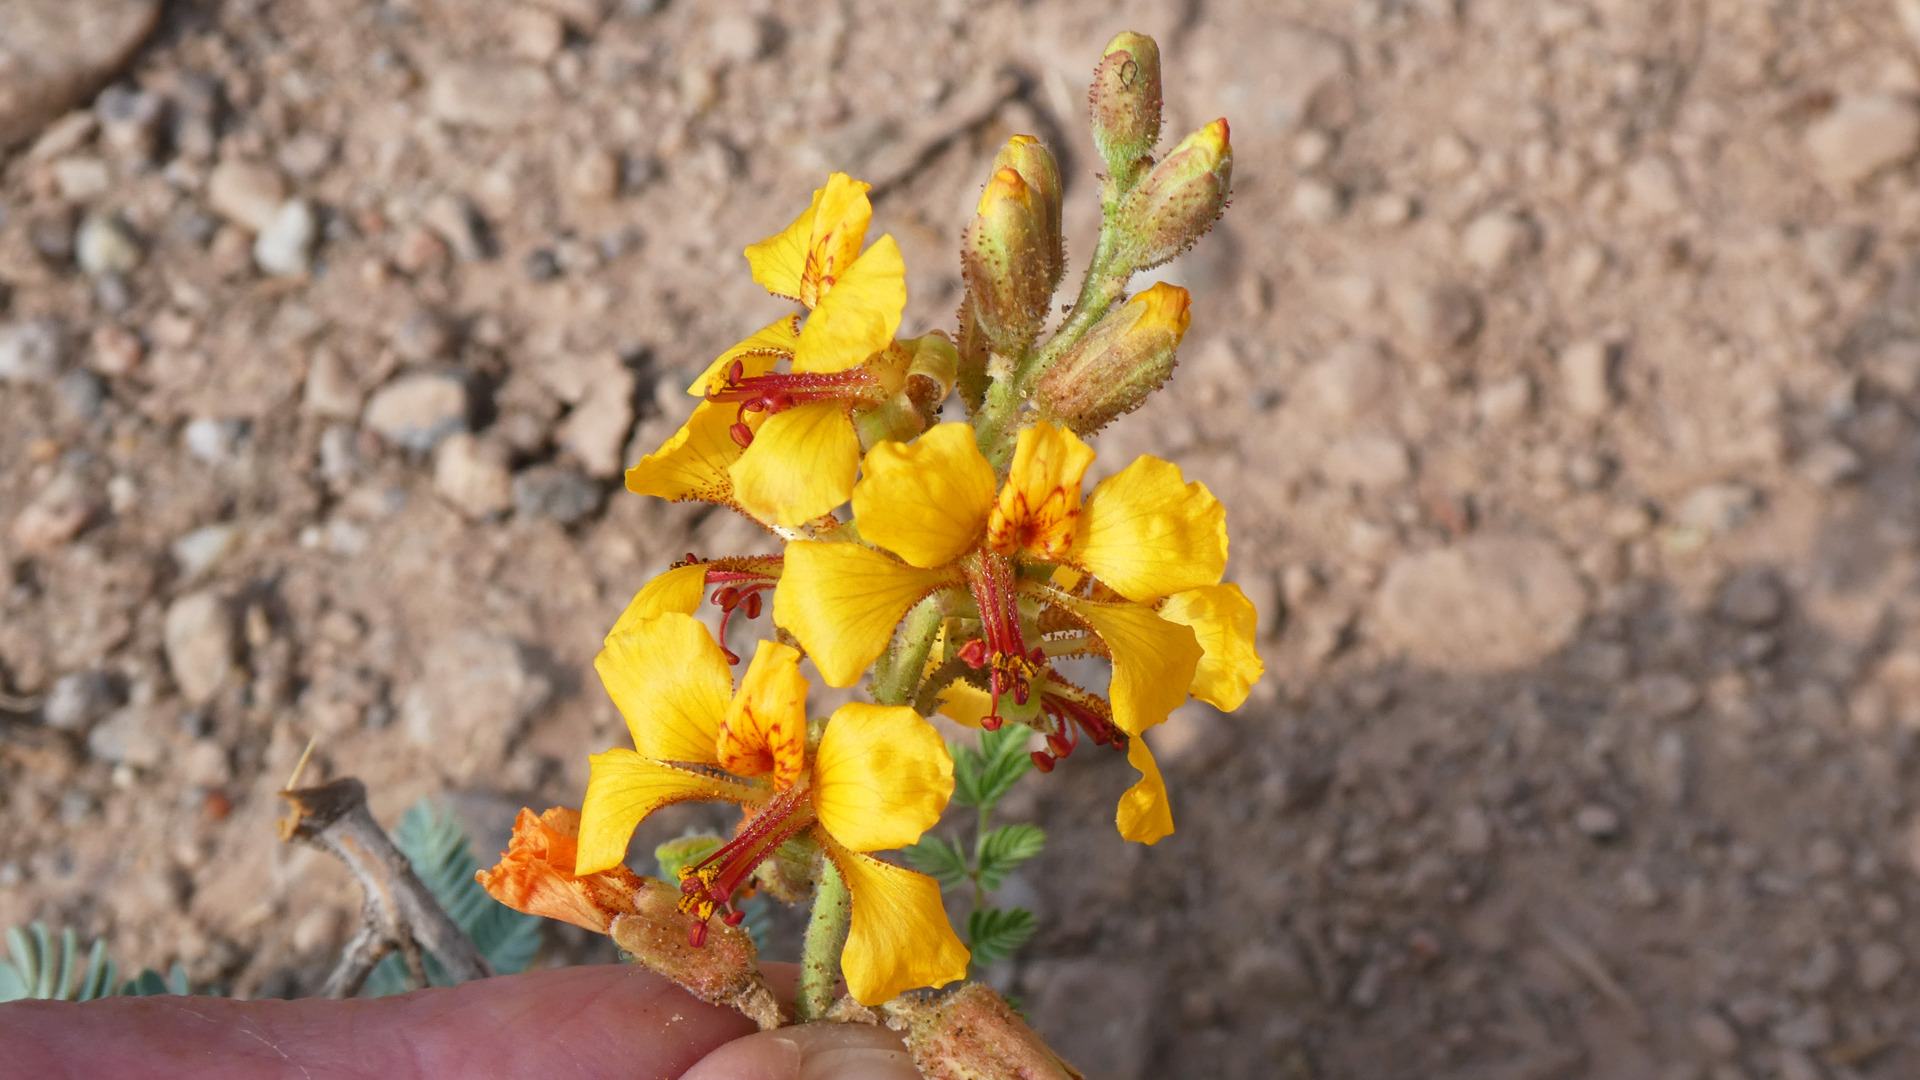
[5,0,1920,1077]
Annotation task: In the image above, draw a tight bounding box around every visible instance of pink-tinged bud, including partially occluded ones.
[1089,31,1163,183]
[1113,119,1232,272]
[959,137,1066,366]
[885,983,1084,1080]
[1035,282,1191,434]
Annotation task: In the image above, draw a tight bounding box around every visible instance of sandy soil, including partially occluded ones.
[5,0,1920,1077]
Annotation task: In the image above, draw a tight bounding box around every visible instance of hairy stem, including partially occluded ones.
[796,859,852,1022]
[873,596,943,708]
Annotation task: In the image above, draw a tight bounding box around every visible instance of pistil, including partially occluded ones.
[676,784,816,946]
[707,361,880,447]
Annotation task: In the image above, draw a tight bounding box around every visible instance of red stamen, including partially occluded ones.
[722,909,746,927]
[1030,750,1056,772]
[675,785,815,946]
[1046,732,1073,759]
[729,422,755,448]
[687,921,709,947]
[742,592,762,619]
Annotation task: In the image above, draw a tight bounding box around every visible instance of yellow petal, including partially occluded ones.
[1116,736,1174,844]
[744,174,874,308]
[686,318,799,397]
[577,749,759,875]
[1158,584,1264,711]
[812,702,954,852]
[717,639,810,789]
[744,187,821,303]
[823,839,970,1005]
[1072,456,1227,602]
[986,420,1096,562]
[728,400,861,526]
[793,235,906,374]
[625,400,751,506]
[774,542,959,687]
[595,612,731,766]
[851,422,995,569]
[1055,595,1200,736]
[606,563,707,642]
[935,677,993,729]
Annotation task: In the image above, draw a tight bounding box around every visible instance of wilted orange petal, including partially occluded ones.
[477,807,646,935]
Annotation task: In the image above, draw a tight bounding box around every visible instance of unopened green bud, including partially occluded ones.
[654,834,723,882]
[960,138,1065,363]
[1113,119,1232,272]
[1035,282,1191,434]
[1090,31,1162,183]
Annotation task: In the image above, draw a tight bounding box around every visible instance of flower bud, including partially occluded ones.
[1034,282,1191,434]
[991,135,1064,288]
[654,834,723,883]
[960,139,1064,363]
[903,330,960,422]
[1113,119,1231,272]
[1089,31,1162,182]
[885,983,1082,1080]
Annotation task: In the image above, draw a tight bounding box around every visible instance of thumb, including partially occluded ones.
[681,1022,921,1080]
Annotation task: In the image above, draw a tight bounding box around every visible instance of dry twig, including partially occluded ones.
[278,776,492,998]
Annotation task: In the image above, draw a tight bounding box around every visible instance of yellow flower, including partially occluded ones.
[579,611,968,1005]
[774,420,1263,842]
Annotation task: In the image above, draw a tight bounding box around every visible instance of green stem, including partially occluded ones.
[872,596,943,708]
[795,859,851,1022]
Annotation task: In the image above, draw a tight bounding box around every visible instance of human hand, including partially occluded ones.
[0,963,920,1080]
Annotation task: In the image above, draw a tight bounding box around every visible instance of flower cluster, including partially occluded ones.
[481,31,1254,1026]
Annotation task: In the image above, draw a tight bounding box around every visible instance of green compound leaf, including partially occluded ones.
[0,922,121,1002]
[965,907,1038,967]
[950,725,1035,810]
[902,835,971,892]
[974,823,1045,892]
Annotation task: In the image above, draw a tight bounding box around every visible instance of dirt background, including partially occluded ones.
[6,0,1920,1077]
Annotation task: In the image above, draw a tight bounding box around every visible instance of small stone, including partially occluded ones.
[1718,568,1784,627]
[206,159,288,232]
[402,632,553,781]
[94,85,163,162]
[569,148,621,201]
[1770,1005,1831,1050]
[1676,482,1760,535]
[1461,210,1532,272]
[523,248,561,282]
[0,0,162,149]
[1624,156,1686,215]
[84,707,165,768]
[427,62,555,130]
[93,272,133,315]
[42,669,117,732]
[1291,128,1334,169]
[252,199,317,276]
[1291,178,1343,223]
[26,110,96,160]
[505,5,566,62]
[1560,339,1614,416]
[1804,224,1872,279]
[11,473,99,553]
[1450,805,1493,856]
[1651,730,1689,806]
[433,433,514,518]
[1634,672,1701,718]
[170,523,241,581]
[88,324,142,376]
[1858,941,1904,992]
[556,360,637,478]
[1619,867,1661,908]
[0,319,68,384]
[1805,95,1920,189]
[362,372,470,452]
[183,417,245,462]
[1573,804,1622,841]
[1324,433,1413,489]
[178,740,230,787]
[317,425,362,485]
[422,194,491,261]
[708,13,773,63]
[512,464,601,523]
[301,348,363,419]
[393,226,450,275]
[1368,191,1413,227]
[1798,440,1862,487]
[392,308,456,364]
[52,155,111,200]
[1392,282,1481,352]
[1477,374,1533,426]
[164,590,237,705]
[1376,534,1587,672]
[74,211,140,277]
[1693,1012,1740,1059]
[1305,339,1389,425]
[1775,1049,1820,1080]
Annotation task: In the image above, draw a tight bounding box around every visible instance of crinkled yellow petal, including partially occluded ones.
[626,400,753,506]
[793,235,906,375]
[596,612,732,766]
[1116,736,1174,844]
[1072,456,1228,603]
[728,400,860,527]
[851,422,995,569]
[745,175,874,307]
[822,838,970,1005]
[987,420,1096,562]
[775,542,959,687]
[717,639,810,789]
[687,318,799,397]
[577,749,759,875]
[744,187,821,303]
[606,563,707,642]
[1055,595,1200,736]
[813,702,954,852]
[1158,584,1264,711]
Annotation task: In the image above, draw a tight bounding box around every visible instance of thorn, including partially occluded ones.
[281,735,319,792]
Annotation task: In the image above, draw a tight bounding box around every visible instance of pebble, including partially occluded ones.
[708,13,773,63]
[391,308,456,364]
[54,369,104,421]
[433,433,515,518]
[1450,805,1494,856]
[1619,866,1661,908]
[506,6,566,62]
[427,62,555,129]
[26,110,96,160]
[276,131,335,181]
[74,212,141,277]
[52,155,111,200]
[95,85,164,162]
[0,319,69,384]
[0,0,162,149]
[1858,941,1904,992]
[10,473,99,553]
[206,159,289,232]
[361,372,470,452]
[93,272,133,314]
[178,740,231,787]
[170,523,241,581]
[1323,433,1413,489]
[1560,339,1615,416]
[183,417,245,462]
[1461,210,1532,272]
[317,425,362,484]
[301,348,363,419]
[556,362,637,477]
[1573,803,1622,840]
[1624,156,1686,215]
[1676,482,1760,535]
[1392,282,1481,353]
[1717,567,1784,627]
[1797,439,1862,488]
[42,669,118,732]
[569,148,622,201]
[1635,672,1701,718]
[512,464,601,523]
[1805,95,1920,190]
[523,248,561,282]
[1477,373,1533,426]
[1770,1005,1831,1049]
[422,194,491,260]
[1290,178,1343,223]
[1375,534,1587,672]
[401,632,554,780]
[163,591,237,706]
[85,707,165,768]
[253,199,317,276]
[1803,224,1872,280]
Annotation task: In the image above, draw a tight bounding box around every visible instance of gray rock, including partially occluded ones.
[0,319,69,384]
[252,199,316,276]
[0,0,163,149]
[1798,439,1862,488]
[1805,95,1920,190]
[302,348,363,419]
[433,433,514,518]
[556,361,637,478]
[513,464,601,523]
[43,669,118,732]
[74,212,140,277]
[1770,1005,1831,1049]
[183,417,245,462]
[1392,282,1480,353]
[1376,534,1587,672]
[362,372,470,452]
[1718,568,1785,627]
[402,632,553,781]
[1634,672,1701,718]
[85,707,165,768]
[163,591,237,706]
[317,424,363,484]
[10,472,99,553]
[1692,1012,1740,1059]
[54,369,104,421]
[1323,433,1412,489]
[1677,482,1760,535]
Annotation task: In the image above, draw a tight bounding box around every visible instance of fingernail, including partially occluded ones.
[797,1044,919,1080]
[682,1034,800,1080]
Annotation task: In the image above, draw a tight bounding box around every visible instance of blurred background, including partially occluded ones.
[2,0,1917,1076]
